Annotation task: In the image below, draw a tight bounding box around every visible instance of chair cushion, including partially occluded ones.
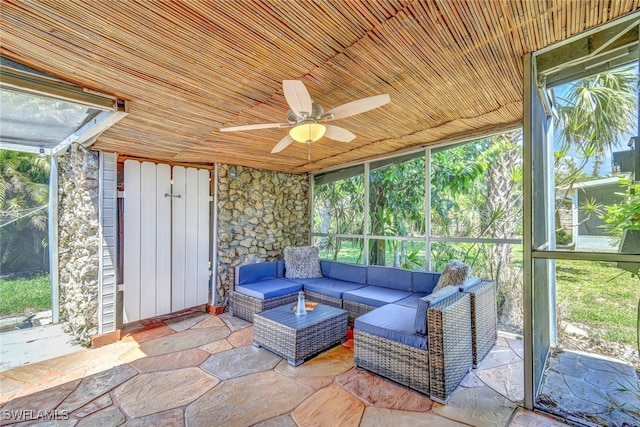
[355,304,428,349]
[367,266,412,291]
[395,293,429,308]
[414,285,459,334]
[326,261,367,284]
[298,277,366,299]
[433,259,471,293]
[284,246,322,279]
[342,286,412,307]
[236,262,277,285]
[235,279,302,300]
[412,271,441,293]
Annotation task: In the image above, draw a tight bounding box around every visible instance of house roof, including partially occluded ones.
[1,1,638,174]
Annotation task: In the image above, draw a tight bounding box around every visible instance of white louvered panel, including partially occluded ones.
[156,163,172,315]
[99,151,119,334]
[139,162,157,320]
[196,169,210,305]
[171,166,187,312]
[123,160,141,322]
[184,167,199,308]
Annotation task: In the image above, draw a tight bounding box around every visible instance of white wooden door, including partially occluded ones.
[123,160,210,323]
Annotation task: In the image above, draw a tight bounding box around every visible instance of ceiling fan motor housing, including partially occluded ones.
[287,104,324,123]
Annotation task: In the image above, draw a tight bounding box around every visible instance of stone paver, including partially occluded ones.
[115,367,218,418]
[59,364,139,413]
[129,348,209,373]
[199,339,234,354]
[123,325,174,344]
[476,361,524,402]
[336,368,432,411]
[73,393,113,417]
[218,312,251,332]
[227,326,253,347]
[192,315,225,328]
[139,326,229,356]
[432,384,517,427]
[292,385,364,427]
[186,370,313,426]
[274,344,353,377]
[360,407,466,426]
[77,405,126,426]
[1,378,80,415]
[476,346,522,370]
[253,414,298,427]
[509,408,568,426]
[122,408,185,427]
[165,312,210,332]
[201,345,282,380]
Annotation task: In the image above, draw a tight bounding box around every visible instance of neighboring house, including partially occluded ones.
[556,176,629,252]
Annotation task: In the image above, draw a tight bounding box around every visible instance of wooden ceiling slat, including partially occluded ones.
[2,0,637,174]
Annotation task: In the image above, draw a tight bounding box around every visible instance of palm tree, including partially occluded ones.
[0,150,50,274]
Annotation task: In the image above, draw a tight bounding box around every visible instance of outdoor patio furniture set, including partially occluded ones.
[231,247,497,403]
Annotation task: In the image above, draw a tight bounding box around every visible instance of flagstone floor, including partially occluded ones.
[0,310,570,426]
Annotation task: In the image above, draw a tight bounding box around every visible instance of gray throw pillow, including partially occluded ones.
[433,259,471,293]
[284,246,323,279]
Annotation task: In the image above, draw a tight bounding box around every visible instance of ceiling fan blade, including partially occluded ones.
[323,94,390,121]
[271,134,294,153]
[283,80,312,118]
[220,123,289,132]
[324,125,356,142]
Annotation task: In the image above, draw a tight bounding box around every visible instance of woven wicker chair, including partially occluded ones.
[460,280,498,367]
[354,291,473,403]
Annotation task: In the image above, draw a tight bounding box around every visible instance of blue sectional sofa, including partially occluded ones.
[231,258,497,401]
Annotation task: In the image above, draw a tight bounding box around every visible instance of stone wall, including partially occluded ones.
[58,144,100,346]
[216,164,309,306]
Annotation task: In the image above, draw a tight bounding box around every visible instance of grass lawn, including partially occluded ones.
[556,260,639,345]
[0,274,50,316]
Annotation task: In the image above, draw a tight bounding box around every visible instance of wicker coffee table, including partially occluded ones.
[253,303,348,366]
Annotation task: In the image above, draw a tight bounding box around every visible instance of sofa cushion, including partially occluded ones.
[414,285,460,334]
[395,293,429,308]
[276,260,285,278]
[326,261,367,285]
[412,271,441,293]
[343,286,412,307]
[236,262,277,285]
[355,304,428,349]
[320,259,332,276]
[433,259,471,292]
[298,277,366,299]
[367,266,412,291]
[284,246,322,279]
[235,279,302,300]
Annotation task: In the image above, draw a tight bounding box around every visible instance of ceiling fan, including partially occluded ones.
[220,80,390,158]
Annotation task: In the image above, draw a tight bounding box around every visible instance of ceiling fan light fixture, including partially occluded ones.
[289,123,326,143]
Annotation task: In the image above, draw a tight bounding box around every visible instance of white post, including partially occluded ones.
[48,155,59,323]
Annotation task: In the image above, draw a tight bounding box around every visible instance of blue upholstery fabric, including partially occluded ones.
[235,279,302,300]
[412,271,441,293]
[458,277,482,291]
[298,277,366,299]
[320,259,332,276]
[366,266,412,291]
[395,293,428,308]
[236,262,277,285]
[326,261,367,285]
[276,260,285,278]
[343,286,411,307]
[355,304,428,349]
[414,285,459,334]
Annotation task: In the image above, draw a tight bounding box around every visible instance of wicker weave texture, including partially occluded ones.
[304,290,342,309]
[462,280,498,366]
[253,305,347,366]
[343,300,376,325]
[231,291,298,323]
[427,292,473,402]
[354,330,431,395]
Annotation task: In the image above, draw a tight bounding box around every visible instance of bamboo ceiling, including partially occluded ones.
[1,1,638,174]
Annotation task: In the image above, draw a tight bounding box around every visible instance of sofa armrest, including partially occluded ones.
[426,291,473,403]
[235,262,278,286]
[459,279,497,366]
